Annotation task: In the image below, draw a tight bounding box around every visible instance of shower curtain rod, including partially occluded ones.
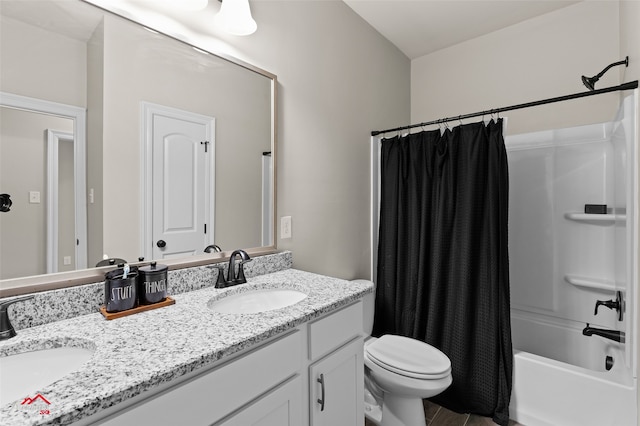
[371,80,639,137]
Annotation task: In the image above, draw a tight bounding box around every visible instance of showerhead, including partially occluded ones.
[581,56,629,91]
[581,75,597,91]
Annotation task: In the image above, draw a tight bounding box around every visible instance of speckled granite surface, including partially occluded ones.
[3,251,293,330]
[0,268,372,426]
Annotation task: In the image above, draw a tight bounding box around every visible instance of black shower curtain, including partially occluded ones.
[373,119,513,425]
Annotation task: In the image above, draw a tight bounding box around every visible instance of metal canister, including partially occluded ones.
[104,265,138,313]
[137,262,168,305]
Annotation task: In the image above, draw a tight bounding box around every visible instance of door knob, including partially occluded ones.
[156,240,166,248]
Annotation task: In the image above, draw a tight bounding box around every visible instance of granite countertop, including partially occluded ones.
[0,269,373,426]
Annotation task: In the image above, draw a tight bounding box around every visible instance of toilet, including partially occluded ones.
[354,279,453,426]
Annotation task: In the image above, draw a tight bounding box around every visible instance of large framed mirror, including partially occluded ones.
[0,0,277,296]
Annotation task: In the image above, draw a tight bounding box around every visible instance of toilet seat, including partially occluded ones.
[366,335,451,380]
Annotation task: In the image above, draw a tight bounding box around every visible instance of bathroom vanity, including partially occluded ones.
[0,268,372,426]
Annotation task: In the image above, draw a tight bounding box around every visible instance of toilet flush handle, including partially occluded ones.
[317,374,325,411]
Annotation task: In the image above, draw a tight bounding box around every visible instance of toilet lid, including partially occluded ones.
[366,335,451,380]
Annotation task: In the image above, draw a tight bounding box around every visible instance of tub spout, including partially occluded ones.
[582,323,625,343]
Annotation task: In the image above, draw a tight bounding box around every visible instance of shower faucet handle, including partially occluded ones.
[594,291,623,321]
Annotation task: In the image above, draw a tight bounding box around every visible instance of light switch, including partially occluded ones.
[29,191,41,204]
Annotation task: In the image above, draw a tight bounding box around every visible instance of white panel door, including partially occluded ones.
[147,106,214,260]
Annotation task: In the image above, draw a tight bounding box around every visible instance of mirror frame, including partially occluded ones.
[0,0,278,298]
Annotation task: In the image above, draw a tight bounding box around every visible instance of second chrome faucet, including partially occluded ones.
[215,249,252,288]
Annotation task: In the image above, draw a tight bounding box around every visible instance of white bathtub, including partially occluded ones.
[510,309,636,425]
[510,349,636,426]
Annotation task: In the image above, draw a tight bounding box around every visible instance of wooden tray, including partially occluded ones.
[100,297,175,320]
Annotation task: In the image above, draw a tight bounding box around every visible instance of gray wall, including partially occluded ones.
[0,15,87,106]
[240,1,410,279]
[411,1,621,135]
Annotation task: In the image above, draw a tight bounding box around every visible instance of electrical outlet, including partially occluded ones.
[63,256,72,265]
[281,216,292,239]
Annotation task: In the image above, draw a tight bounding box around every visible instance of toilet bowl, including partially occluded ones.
[354,280,452,426]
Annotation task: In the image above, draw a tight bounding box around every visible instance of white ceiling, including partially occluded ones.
[2,0,580,60]
[343,0,580,60]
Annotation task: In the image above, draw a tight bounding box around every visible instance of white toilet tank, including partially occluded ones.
[352,279,375,336]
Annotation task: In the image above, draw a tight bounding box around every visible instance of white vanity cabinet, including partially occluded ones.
[83,301,364,426]
[88,330,303,426]
[308,301,364,426]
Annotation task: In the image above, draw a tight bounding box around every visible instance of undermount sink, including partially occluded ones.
[0,345,95,406]
[208,287,308,314]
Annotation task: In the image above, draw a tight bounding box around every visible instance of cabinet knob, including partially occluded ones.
[317,373,325,411]
[156,240,166,248]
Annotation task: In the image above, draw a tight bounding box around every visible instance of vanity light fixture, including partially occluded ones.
[214,0,257,36]
[164,0,209,11]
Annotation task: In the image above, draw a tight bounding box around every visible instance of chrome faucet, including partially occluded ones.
[215,249,252,288]
[0,295,34,340]
[204,244,222,253]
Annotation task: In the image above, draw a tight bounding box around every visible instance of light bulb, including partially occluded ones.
[214,0,257,36]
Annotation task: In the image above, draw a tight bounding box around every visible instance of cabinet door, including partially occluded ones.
[309,337,363,426]
[216,376,302,426]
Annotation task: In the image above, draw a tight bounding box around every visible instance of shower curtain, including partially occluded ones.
[373,119,513,425]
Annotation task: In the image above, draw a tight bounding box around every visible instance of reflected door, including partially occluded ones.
[146,104,214,260]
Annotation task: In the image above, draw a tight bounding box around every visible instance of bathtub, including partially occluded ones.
[510,349,636,426]
[510,309,636,425]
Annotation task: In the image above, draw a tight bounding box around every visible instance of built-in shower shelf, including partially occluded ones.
[564,275,621,292]
[564,212,626,225]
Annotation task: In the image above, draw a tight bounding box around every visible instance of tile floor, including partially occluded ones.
[364,399,524,426]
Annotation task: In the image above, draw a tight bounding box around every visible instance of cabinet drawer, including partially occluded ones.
[96,330,302,426]
[308,301,362,361]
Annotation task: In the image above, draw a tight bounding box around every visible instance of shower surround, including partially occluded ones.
[506,93,638,425]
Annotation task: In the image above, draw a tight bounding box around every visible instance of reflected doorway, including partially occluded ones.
[141,102,215,260]
[0,94,87,279]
